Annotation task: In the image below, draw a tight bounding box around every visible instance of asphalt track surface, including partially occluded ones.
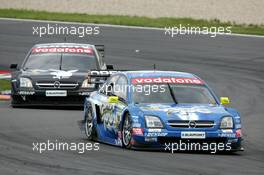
[0,19,264,175]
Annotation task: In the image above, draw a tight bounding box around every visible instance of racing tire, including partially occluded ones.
[122,113,133,149]
[84,103,96,140]
[11,95,22,108]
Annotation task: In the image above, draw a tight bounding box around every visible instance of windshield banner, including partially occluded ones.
[131,77,204,85]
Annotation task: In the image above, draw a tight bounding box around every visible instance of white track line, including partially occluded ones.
[0,17,264,38]
[0,74,11,79]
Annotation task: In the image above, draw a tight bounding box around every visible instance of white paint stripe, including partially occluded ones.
[0,74,11,79]
[0,17,264,38]
[0,90,11,95]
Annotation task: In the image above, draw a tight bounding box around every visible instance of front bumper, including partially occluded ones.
[131,129,243,152]
[11,89,93,106]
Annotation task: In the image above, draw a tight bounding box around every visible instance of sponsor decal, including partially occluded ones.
[132,123,141,128]
[131,77,204,85]
[27,69,48,75]
[132,128,144,136]
[181,131,206,139]
[176,111,199,120]
[118,131,122,139]
[130,138,136,145]
[32,47,94,54]
[142,105,212,115]
[145,132,168,137]
[132,116,139,119]
[88,70,120,77]
[235,129,242,137]
[145,137,158,142]
[219,129,236,137]
[235,124,242,129]
[218,133,236,138]
[49,69,78,79]
[131,115,139,123]
[18,91,35,95]
[78,92,90,96]
[141,104,170,111]
[148,129,161,132]
[221,129,233,133]
[235,117,241,124]
[166,107,213,120]
[166,107,212,114]
[46,90,67,97]
[115,138,122,146]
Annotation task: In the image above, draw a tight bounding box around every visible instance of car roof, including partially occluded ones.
[33,43,93,48]
[121,70,199,79]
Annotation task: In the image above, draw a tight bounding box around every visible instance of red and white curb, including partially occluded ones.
[0,70,11,100]
[0,70,11,79]
[0,95,10,100]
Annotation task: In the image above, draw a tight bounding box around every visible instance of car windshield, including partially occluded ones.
[23,53,97,71]
[132,84,217,104]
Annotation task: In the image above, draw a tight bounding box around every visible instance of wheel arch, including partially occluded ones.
[120,109,130,129]
[83,97,97,120]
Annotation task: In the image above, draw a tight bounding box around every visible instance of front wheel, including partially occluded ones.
[11,95,23,108]
[84,104,95,140]
[122,113,133,149]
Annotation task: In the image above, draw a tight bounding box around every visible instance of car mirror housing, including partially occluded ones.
[10,64,18,69]
[108,96,119,103]
[220,97,230,105]
[106,64,114,70]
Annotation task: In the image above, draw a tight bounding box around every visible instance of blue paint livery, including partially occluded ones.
[81,71,243,151]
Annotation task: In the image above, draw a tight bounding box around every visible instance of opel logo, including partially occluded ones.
[188,121,196,128]
[54,81,60,88]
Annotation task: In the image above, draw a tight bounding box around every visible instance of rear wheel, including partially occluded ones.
[122,113,133,149]
[84,104,95,140]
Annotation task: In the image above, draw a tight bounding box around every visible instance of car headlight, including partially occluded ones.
[20,77,33,88]
[82,79,95,88]
[145,115,164,128]
[220,116,233,129]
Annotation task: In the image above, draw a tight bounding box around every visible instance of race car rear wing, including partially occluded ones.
[95,45,105,58]
[94,45,114,70]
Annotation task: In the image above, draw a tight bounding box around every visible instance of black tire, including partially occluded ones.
[122,113,133,149]
[84,104,95,140]
[11,95,22,108]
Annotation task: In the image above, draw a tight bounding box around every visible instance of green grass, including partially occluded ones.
[0,80,11,91]
[0,8,264,35]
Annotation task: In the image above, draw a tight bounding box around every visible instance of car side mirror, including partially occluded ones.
[10,64,18,70]
[106,64,114,70]
[220,97,230,105]
[108,96,119,103]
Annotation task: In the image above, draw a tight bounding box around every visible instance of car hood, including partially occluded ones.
[18,69,87,82]
[135,103,231,122]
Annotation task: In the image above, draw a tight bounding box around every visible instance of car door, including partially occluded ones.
[94,75,119,139]
[110,75,128,137]
[97,75,128,143]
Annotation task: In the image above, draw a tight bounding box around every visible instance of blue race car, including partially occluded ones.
[80,71,243,152]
